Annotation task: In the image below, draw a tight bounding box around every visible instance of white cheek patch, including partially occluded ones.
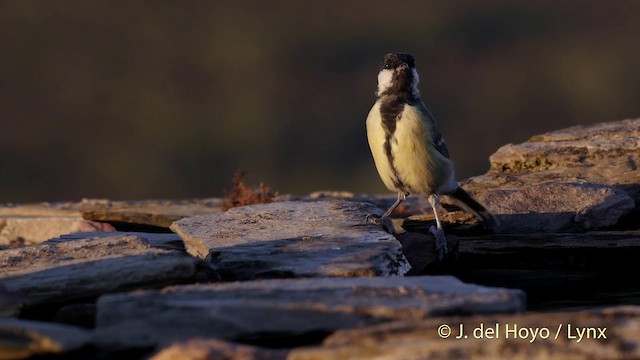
[411,68,420,98]
[377,68,421,98]
[377,69,394,96]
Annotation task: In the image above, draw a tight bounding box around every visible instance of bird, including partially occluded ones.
[365,52,498,259]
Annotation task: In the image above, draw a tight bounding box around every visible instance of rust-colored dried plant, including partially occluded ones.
[221,171,276,211]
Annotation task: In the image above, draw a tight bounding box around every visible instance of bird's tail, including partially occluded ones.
[446,187,499,229]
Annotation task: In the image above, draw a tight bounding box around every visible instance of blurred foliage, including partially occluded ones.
[1,1,639,202]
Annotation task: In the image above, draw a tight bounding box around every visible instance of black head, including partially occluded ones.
[381,52,416,71]
[376,52,420,100]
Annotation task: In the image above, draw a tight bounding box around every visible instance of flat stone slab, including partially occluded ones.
[461,118,640,233]
[0,235,203,306]
[151,339,288,360]
[94,276,525,349]
[488,118,640,186]
[0,283,25,317]
[289,306,640,360]
[0,201,116,246]
[0,318,90,359]
[0,202,82,217]
[46,231,185,251]
[170,200,410,279]
[0,216,115,247]
[80,198,223,229]
[473,182,635,233]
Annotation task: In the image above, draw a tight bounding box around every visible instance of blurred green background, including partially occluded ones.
[2,1,640,202]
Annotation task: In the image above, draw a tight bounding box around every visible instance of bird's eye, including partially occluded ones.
[383,63,391,69]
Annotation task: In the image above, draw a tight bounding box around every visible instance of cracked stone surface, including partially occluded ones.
[461,119,639,233]
[170,200,411,279]
[0,235,204,305]
[289,306,640,360]
[94,276,525,348]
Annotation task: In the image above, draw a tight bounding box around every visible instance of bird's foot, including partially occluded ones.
[363,213,379,223]
[429,226,448,260]
[363,214,395,234]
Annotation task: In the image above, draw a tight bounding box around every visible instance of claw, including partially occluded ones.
[363,214,395,234]
[429,225,448,260]
[363,213,380,223]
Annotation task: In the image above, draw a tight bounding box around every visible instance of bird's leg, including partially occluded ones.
[383,192,407,218]
[364,192,407,234]
[428,194,448,260]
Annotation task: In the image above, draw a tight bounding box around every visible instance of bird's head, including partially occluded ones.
[376,52,420,99]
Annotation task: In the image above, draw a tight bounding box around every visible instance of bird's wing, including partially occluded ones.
[416,102,451,159]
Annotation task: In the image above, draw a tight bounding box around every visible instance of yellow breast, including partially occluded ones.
[366,102,456,195]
